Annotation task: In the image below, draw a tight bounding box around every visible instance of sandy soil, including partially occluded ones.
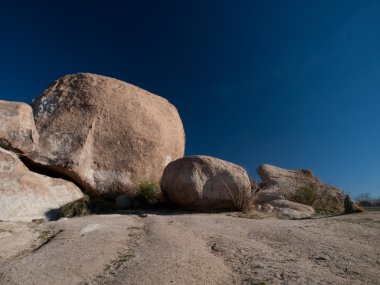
[0,211,379,285]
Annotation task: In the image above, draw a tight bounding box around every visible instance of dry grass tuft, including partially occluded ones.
[221,177,256,213]
[59,195,117,218]
[59,195,91,218]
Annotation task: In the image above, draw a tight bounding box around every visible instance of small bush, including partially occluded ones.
[291,187,316,206]
[135,181,159,206]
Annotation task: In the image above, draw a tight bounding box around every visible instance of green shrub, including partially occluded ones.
[135,181,159,206]
[291,186,316,206]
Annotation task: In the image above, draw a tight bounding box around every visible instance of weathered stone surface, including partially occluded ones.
[29,73,185,198]
[161,155,251,210]
[0,100,39,154]
[257,164,344,210]
[257,164,321,196]
[267,199,315,219]
[312,184,345,210]
[256,190,284,204]
[0,148,83,222]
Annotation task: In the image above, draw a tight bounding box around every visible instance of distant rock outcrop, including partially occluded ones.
[0,148,83,222]
[257,164,344,211]
[161,155,251,210]
[257,164,322,196]
[28,73,185,198]
[0,100,39,154]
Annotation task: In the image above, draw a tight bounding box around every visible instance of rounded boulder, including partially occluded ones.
[29,73,185,198]
[161,155,251,210]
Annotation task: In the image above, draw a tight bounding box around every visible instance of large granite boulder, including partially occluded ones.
[0,148,83,222]
[28,73,185,198]
[0,100,39,154]
[161,156,251,210]
[257,164,344,210]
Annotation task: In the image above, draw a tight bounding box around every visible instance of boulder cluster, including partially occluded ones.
[0,73,346,222]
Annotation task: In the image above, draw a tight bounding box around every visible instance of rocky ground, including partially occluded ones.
[0,211,379,285]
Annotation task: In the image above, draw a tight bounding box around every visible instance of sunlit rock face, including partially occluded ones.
[0,100,39,155]
[257,164,344,210]
[29,73,185,198]
[0,148,83,222]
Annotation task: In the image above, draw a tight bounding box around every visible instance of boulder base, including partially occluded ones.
[115,195,132,210]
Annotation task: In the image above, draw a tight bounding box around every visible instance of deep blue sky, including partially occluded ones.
[1,1,379,197]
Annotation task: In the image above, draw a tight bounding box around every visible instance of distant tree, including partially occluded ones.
[355,192,374,207]
[374,196,380,207]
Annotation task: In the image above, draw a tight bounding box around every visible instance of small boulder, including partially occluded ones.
[161,155,251,210]
[0,100,39,154]
[0,148,83,222]
[267,199,315,219]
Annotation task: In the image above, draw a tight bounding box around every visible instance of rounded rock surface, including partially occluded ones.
[29,73,185,198]
[0,100,39,154]
[161,155,251,210]
[257,164,344,210]
[0,148,83,222]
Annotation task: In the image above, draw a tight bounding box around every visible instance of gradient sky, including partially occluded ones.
[1,0,379,197]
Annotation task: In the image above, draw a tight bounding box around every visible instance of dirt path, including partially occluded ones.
[1,212,379,285]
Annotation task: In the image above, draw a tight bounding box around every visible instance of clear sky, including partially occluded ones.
[1,1,379,197]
